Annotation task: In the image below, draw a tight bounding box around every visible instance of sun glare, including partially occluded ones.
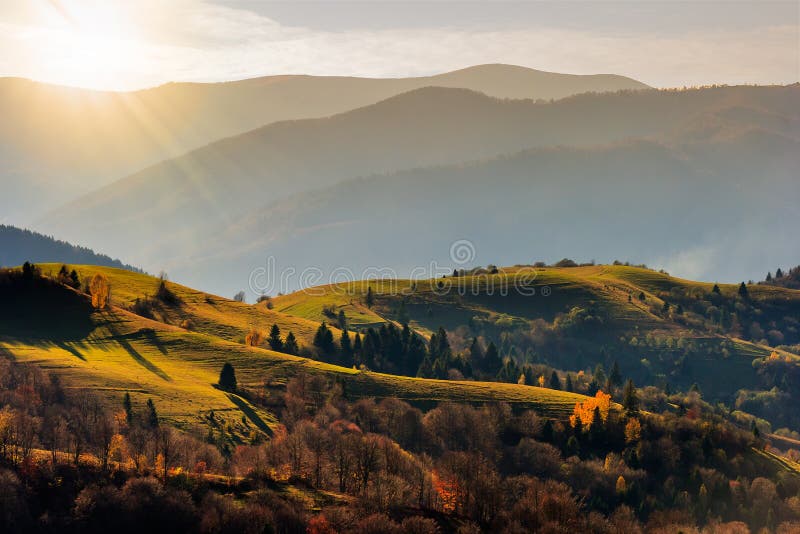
[33,1,145,90]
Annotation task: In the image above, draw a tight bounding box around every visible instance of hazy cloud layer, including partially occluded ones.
[0,0,797,89]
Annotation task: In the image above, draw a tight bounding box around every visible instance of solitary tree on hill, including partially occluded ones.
[89,273,110,309]
[712,283,721,294]
[219,362,237,392]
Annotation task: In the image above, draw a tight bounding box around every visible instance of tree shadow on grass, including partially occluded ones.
[223,390,273,436]
[55,341,87,361]
[104,322,172,382]
[141,328,168,355]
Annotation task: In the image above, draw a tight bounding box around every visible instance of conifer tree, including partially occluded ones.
[622,379,639,414]
[283,332,299,355]
[123,392,133,423]
[268,324,283,351]
[594,363,606,386]
[352,332,362,364]
[313,322,336,359]
[549,370,561,390]
[610,360,622,387]
[565,373,574,392]
[365,287,374,308]
[340,329,353,365]
[146,398,159,428]
[738,282,749,299]
[218,363,237,392]
[469,337,483,365]
[483,342,502,377]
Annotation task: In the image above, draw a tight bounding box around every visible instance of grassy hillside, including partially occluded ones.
[0,265,587,434]
[36,264,333,349]
[273,265,800,403]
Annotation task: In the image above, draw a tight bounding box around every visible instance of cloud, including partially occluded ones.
[0,0,797,90]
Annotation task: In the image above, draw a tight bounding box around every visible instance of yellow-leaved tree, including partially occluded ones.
[569,390,612,429]
[625,417,642,444]
[89,273,110,309]
[616,475,627,495]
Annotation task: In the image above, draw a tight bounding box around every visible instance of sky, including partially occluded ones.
[0,0,797,91]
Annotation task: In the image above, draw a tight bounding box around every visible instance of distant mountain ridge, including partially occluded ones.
[0,64,647,222]
[0,225,141,272]
[170,130,800,296]
[36,83,799,294]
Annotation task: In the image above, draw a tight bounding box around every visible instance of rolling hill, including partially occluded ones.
[0,265,587,432]
[1,64,647,223]
[4,262,799,435]
[272,264,800,407]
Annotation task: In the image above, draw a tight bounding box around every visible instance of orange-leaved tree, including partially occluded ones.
[245,329,264,347]
[89,273,110,309]
[569,390,612,429]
